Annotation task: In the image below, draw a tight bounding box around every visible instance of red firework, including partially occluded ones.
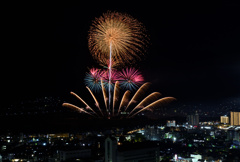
[118,68,144,90]
[101,69,120,84]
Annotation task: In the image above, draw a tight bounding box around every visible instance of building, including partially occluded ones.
[170,154,202,162]
[230,111,240,126]
[59,149,91,161]
[220,116,229,124]
[167,120,176,127]
[117,143,159,162]
[105,137,159,162]
[187,112,199,126]
[227,128,240,146]
[105,137,117,162]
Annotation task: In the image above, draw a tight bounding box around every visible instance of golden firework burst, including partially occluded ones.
[88,11,148,66]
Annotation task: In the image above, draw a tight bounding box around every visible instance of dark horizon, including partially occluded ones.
[2,1,240,107]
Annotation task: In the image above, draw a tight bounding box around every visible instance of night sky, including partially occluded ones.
[2,2,240,107]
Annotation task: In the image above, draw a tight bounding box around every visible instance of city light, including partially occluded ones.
[1,2,240,162]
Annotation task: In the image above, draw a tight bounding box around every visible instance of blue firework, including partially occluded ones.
[84,68,103,93]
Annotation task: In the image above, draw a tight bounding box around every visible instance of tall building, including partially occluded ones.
[187,111,199,126]
[105,137,117,162]
[227,128,240,145]
[220,116,229,124]
[230,111,240,126]
[105,137,159,162]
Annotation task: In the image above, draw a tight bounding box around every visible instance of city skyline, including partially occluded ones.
[2,1,240,107]
[1,2,240,161]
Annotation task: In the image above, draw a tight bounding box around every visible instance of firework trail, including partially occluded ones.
[88,11,148,66]
[101,79,109,113]
[63,82,175,118]
[128,92,162,116]
[86,86,103,116]
[108,42,113,111]
[113,81,120,116]
[128,97,176,118]
[124,82,151,112]
[118,90,131,115]
[119,67,144,91]
[62,103,94,116]
[70,91,99,117]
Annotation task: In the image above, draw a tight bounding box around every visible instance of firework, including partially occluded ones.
[62,103,94,116]
[70,91,99,117]
[113,81,120,115]
[86,86,103,116]
[84,68,104,92]
[118,90,131,115]
[128,92,162,116]
[128,97,176,118]
[88,11,148,109]
[62,11,175,119]
[101,79,108,112]
[101,69,120,91]
[124,82,151,112]
[63,81,175,118]
[88,11,148,66]
[119,67,144,91]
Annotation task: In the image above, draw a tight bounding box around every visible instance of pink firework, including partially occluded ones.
[89,68,100,76]
[101,69,120,90]
[119,68,144,91]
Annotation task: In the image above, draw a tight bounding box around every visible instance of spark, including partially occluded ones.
[119,67,144,91]
[113,81,120,116]
[101,79,108,113]
[63,82,175,119]
[84,68,104,92]
[88,11,148,66]
[86,86,103,116]
[62,11,175,119]
[62,103,94,116]
[124,82,151,112]
[118,90,131,115]
[128,97,176,118]
[85,67,144,92]
[129,92,162,116]
[70,91,99,117]
[101,69,120,91]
